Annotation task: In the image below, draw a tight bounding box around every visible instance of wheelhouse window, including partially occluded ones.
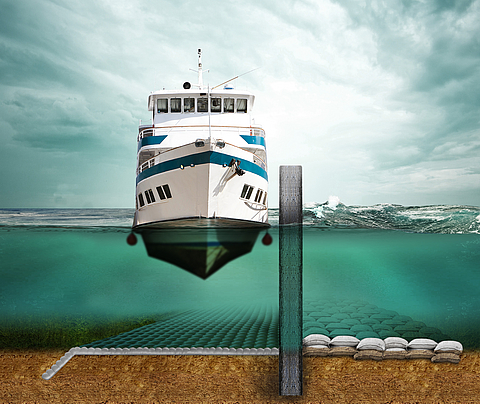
[197,97,208,112]
[224,98,234,113]
[184,98,195,112]
[157,99,168,113]
[171,98,181,113]
[237,98,247,113]
[211,97,221,112]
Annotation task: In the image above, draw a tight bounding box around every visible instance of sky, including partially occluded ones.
[1,0,479,208]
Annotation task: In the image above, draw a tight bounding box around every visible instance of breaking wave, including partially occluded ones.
[1,201,480,234]
[270,197,480,234]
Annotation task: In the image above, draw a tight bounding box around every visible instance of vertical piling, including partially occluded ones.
[279,165,303,396]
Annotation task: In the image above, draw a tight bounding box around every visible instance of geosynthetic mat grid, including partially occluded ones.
[42,299,452,379]
[83,304,279,349]
[81,299,451,350]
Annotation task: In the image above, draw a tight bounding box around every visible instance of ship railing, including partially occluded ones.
[138,127,155,141]
[138,125,265,142]
[137,157,156,176]
[253,155,267,171]
[136,143,267,177]
[243,200,268,211]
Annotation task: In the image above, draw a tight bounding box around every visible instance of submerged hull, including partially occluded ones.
[137,226,263,279]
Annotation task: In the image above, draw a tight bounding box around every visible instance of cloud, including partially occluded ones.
[0,0,479,207]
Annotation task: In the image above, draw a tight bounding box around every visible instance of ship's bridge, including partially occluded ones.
[147,88,256,127]
[137,82,266,178]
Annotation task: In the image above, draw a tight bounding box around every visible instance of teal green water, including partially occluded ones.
[1,226,479,347]
[302,228,480,340]
[0,227,278,319]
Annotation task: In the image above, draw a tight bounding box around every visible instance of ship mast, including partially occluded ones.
[197,49,204,90]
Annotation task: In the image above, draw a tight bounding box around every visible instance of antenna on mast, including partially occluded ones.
[197,49,203,89]
[189,48,209,90]
[212,67,260,90]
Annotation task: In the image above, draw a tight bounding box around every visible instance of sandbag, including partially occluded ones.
[407,338,437,350]
[431,352,461,364]
[406,349,435,359]
[384,337,408,349]
[330,335,360,347]
[383,348,407,360]
[354,349,383,361]
[303,334,331,347]
[329,346,357,357]
[357,338,385,351]
[303,345,331,357]
[434,340,463,355]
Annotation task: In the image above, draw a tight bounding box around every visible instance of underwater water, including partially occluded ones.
[0,205,479,348]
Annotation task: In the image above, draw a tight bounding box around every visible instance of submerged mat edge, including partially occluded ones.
[41,346,280,380]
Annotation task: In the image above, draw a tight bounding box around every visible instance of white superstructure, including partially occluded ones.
[133,50,268,229]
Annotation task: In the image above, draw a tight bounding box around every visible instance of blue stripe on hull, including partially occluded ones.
[136,151,268,184]
[138,136,168,151]
[240,135,266,147]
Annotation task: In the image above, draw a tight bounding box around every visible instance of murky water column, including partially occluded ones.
[279,165,303,396]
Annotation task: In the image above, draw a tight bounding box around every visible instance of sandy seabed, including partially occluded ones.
[1,349,480,403]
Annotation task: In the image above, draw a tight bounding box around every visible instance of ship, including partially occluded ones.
[133,49,268,229]
[132,50,270,278]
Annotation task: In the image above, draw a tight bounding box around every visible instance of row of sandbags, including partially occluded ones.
[303,334,463,364]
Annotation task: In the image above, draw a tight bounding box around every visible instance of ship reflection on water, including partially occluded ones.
[135,223,266,279]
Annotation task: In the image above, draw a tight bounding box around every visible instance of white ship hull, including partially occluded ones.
[134,139,268,229]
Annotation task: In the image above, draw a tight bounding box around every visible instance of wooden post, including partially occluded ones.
[279,165,303,396]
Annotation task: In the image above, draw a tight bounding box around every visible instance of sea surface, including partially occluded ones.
[1,202,479,347]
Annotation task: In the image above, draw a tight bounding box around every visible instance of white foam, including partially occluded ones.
[313,206,325,218]
[327,196,340,210]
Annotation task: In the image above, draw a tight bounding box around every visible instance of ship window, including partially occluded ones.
[147,189,155,203]
[224,98,234,113]
[241,184,249,199]
[237,98,247,113]
[254,189,263,203]
[262,192,267,206]
[163,184,172,198]
[240,184,254,200]
[171,98,181,113]
[156,184,172,200]
[211,97,221,112]
[184,98,195,112]
[197,97,208,112]
[138,193,145,207]
[156,186,166,200]
[157,99,168,113]
[144,190,152,204]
